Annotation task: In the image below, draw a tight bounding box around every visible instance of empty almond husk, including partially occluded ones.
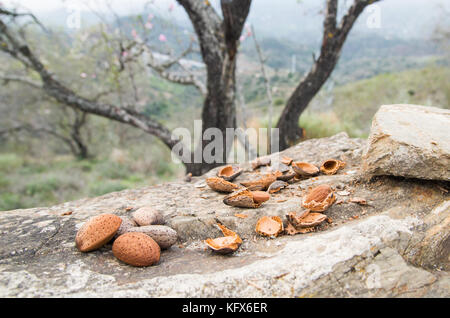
[320,159,346,175]
[255,216,284,238]
[281,156,293,166]
[292,162,319,177]
[206,177,239,193]
[204,223,242,254]
[285,222,315,235]
[240,173,277,191]
[217,165,242,182]
[267,180,288,194]
[287,211,327,228]
[286,210,310,227]
[302,184,336,212]
[251,156,271,170]
[223,188,266,208]
[277,170,296,182]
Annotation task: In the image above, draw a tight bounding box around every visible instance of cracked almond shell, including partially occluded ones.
[112,232,160,267]
[320,159,346,175]
[251,156,271,170]
[205,224,242,254]
[292,162,319,177]
[75,213,122,252]
[255,216,284,238]
[281,156,293,166]
[287,211,327,228]
[217,165,243,181]
[240,173,277,191]
[302,184,336,212]
[223,188,263,208]
[267,180,288,193]
[206,177,239,193]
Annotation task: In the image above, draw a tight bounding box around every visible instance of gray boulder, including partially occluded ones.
[362,104,450,181]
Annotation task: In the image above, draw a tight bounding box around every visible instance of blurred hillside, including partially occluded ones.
[0,0,449,211]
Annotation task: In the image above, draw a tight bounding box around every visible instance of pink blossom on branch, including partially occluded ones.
[159,34,167,42]
[145,22,153,29]
[131,29,138,39]
[169,3,175,12]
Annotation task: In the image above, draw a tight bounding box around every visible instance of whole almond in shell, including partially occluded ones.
[126,225,178,249]
[132,207,165,226]
[114,217,137,239]
[112,232,160,267]
[75,213,122,252]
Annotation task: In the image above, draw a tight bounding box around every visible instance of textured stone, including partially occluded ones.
[362,104,450,181]
[0,132,448,297]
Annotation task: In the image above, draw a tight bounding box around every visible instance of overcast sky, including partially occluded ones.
[2,0,449,40]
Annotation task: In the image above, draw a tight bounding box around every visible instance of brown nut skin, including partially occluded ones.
[132,207,165,226]
[252,191,270,203]
[75,214,122,252]
[112,232,160,267]
[320,159,346,175]
[125,225,178,249]
[302,184,336,212]
[206,177,239,193]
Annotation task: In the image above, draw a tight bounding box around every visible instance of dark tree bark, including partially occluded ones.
[0,1,252,175]
[178,0,252,175]
[276,0,381,149]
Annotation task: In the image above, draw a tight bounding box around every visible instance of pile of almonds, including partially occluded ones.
[75,207,178,267]
[202,157,344,253]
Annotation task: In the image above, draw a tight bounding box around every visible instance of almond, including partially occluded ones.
[292,162,319,177]
[252,191,270,203]
[255,216,284,238]
[204,223,242,254]
[267,180,288,193]
[125,225,178,249]
[223,188,263,208]
[217,165,242,182]
[75,214,122,252]
[302,184,336,212]
[206,177,239,193]
[112,232,160,267]
[240,173,277,191]
[132,207,165,226]
[320,159,346,175]
[114,217,137,239]
[251,156,271,170]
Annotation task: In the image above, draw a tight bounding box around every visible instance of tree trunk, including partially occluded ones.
[276,0,381,150]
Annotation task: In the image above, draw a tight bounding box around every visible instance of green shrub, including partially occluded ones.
[95,161,132,180]
[0,153,23,172]
[0,193,25,211]
[89,181,128,197]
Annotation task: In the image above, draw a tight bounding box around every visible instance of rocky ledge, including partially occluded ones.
[0,104,448,297]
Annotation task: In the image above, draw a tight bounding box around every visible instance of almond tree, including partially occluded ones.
[276,0,382,149]
[0,1,252,175]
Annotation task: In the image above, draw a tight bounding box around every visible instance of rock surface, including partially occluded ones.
[0,131,448,297]
[362,104,450,181]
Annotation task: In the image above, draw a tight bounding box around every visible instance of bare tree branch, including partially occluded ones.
[0,17,182,153]
[276,0,382,149]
